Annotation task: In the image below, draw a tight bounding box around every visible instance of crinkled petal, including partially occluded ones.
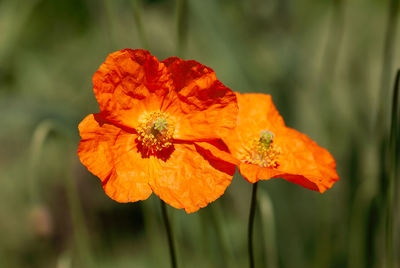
[103,150,153,202]
[78,113,152,202]
[161,57,238,141]
[78,114,114,181]
[148,143,235,213]
[273,127,339,193]
[93,49,172,129]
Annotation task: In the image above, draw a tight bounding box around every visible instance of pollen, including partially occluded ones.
[137,111,174,152]
[242,130,280,168]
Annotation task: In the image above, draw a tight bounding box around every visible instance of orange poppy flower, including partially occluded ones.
[78,49,238,213]
[223,93,339,193]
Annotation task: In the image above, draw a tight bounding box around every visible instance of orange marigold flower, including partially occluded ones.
[78,49,238,213]
[223,93,339,193]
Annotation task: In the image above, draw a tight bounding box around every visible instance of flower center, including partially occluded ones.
[242,130,280,168]
[137,111,174,152]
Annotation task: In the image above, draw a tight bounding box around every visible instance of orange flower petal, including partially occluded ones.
[161,57,238,141]
[78,113,152,202]
[148,143,235,213]
[103,149,153,202]
[93,49,172,129]
[238,163,283,183]
[224,93,338,193]
[78,114,116,181]
[235,93,285,134]
[274,127,338,193]
[195,140,241,166]
[224,93,285,160]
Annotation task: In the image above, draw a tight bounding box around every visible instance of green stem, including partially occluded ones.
[27,120,93,266]
[386,69,399,268]
[317,0,345,89]
[131,0,149,49]
[141,200,164,267]
[66,151,94,267]
[27,120,54,203]
[0,0,42,63]
[377,0,399,132]
[175,0,187,57]
[103,0,117,49]
[259,188,278,268]
[248,182,259,268]
[160,200,177,268]
[209,203,235,267]
[375,1,399,265]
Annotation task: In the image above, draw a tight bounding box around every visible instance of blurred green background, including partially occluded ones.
[0,0,399,267]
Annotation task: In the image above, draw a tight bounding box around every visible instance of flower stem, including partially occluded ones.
[317,0,345,90]
[209,203,236,267]
[386,69,399,268]
[28,120,93,266]
[160,200,177,268]
[131,0,149,49]
[66,151,94,267]
[377,0,399,133]
[103,0,117,50]
[28,120,54,203]
[248,182,259,268]
[175,0,187,57]
[259,188,278,268]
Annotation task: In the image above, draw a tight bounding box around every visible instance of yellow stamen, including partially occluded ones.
[137,111,174,152]
[242,130,280,168]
